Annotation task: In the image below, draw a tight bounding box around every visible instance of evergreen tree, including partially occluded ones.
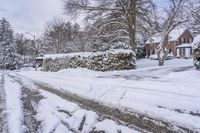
[0,18,21,69]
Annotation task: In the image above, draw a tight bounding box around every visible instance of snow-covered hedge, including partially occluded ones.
[43,49,136,72]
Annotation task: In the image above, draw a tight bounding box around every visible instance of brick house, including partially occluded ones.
[145,28,193,58]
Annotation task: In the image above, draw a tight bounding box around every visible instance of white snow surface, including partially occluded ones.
[36,87,139,133]
[44,49,134,60]
[4,75,23,133]
[93,119,139,133]
[12,59,200,131]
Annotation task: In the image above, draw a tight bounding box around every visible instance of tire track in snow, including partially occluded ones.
[7,74,43,133]
[21,86,43,133]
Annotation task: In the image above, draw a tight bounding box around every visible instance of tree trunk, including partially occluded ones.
[128,0,136,52]
[158,56,165,66]
[157,43,167,66]
[157,33,169,66]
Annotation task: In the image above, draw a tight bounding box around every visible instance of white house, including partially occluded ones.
[176,43,193,58]
[176,34,200,58]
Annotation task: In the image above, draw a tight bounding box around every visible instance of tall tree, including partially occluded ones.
[15,33,29,56]
[191,0,200,35]
[63,0,155,53]
[156,0,191,66]
[44,17,70,54]
[28,37,48,57]
[43,17,84,53]
[0,18,20,69]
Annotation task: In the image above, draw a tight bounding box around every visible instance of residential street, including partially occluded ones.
[0,59,199,133]
[0,72,141,133]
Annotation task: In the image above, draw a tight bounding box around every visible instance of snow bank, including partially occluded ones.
[4,76,23,133]
[43,49,136,71]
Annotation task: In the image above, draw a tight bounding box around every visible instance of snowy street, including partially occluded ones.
[0,59,199,133]
[0,72,141,133]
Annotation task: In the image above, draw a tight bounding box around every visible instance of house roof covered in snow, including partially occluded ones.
[176,43,192,48]
[146,28,189,44]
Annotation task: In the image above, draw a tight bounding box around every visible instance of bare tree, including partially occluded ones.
[15,33,30,63]
[43,17,85,53]
[157,0,190,66]
[44,17,68,54]
[15,33,28,56]
[190,0,200,35]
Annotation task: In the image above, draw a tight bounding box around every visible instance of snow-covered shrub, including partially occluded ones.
[193,35,200,49]
[193,35,200,59]
[43,49,136,72]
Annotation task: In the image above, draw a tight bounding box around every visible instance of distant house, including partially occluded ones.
[145,28,193,58]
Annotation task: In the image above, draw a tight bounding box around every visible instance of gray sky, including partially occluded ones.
[0,0,168,38]
[0,0,67,37]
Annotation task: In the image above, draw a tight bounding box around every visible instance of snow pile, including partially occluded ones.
[43,49,136,71]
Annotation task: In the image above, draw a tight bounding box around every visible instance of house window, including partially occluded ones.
[179,49,182,55]
[152,49,155,54]
[190,48,193,55]
[180,38,184,44]
[189,38,193,43]
[169,49,172,54]
[179,48,185,56]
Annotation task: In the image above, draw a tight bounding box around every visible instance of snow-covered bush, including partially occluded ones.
[193,35,200,59]
[193,35,200,49]
[43,49,136,72]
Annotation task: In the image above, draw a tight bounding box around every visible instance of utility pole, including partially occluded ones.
[25,32,37,71]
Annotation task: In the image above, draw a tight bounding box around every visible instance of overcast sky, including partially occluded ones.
[0,0,68,37]
[0,0,168,38]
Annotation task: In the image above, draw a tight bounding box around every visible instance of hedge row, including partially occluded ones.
[42,49,136,72]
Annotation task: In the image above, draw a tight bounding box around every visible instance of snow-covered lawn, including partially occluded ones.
[11,58,200,131]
